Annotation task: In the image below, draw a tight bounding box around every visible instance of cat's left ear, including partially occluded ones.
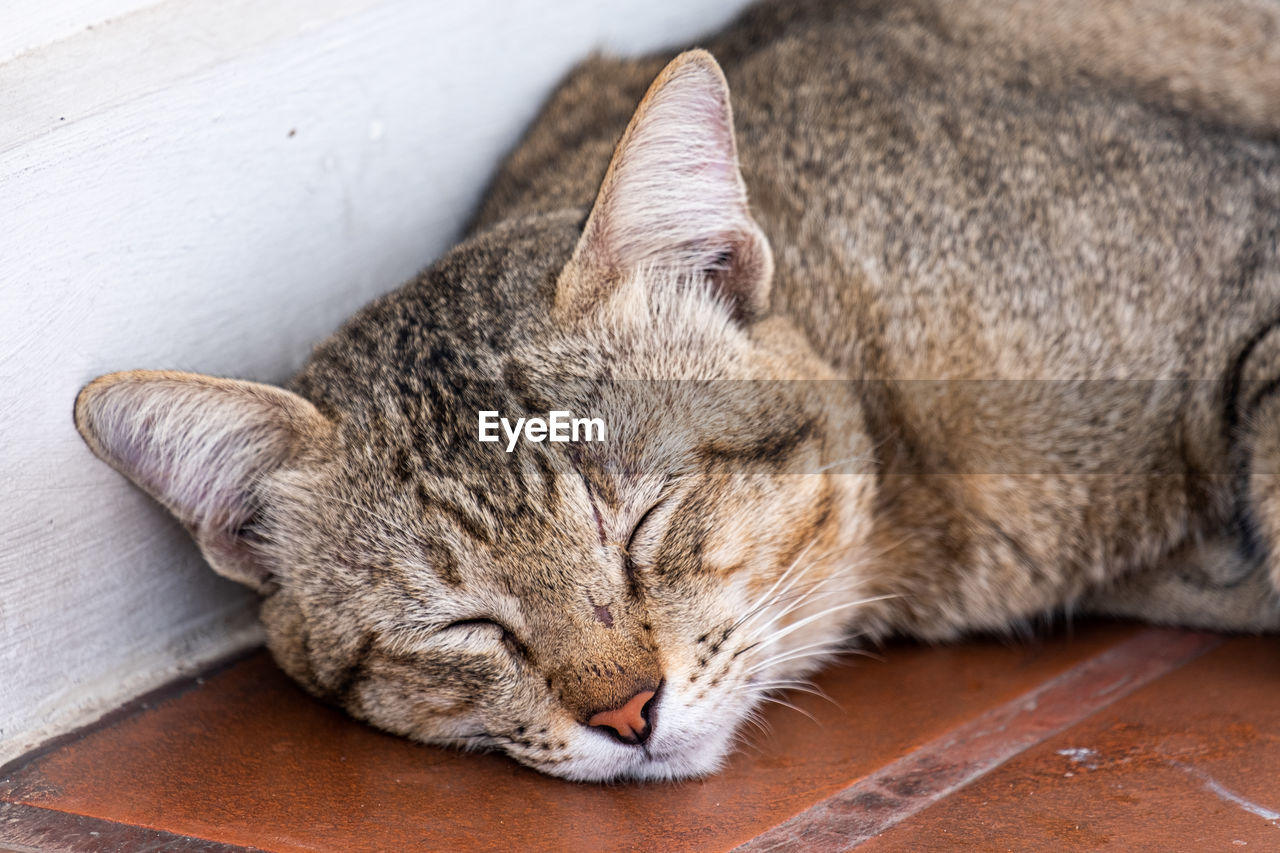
[555,50,773,325]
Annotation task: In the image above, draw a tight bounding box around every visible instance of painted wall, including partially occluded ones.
[0,0,752,763]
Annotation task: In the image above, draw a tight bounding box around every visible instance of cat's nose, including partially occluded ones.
[587,687,658,745]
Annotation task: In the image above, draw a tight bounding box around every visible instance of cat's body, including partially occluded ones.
[77,0,1280,781]
[472,0,1280,640]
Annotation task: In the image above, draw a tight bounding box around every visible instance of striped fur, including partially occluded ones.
[77,0,1280,781]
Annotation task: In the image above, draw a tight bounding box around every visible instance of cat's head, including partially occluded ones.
[75,52,881,781]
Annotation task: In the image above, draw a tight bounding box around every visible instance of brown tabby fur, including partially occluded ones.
[76,0,1280,781]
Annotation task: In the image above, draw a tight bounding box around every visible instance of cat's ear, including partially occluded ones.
[555,49,773,324]
[74,370,331,592]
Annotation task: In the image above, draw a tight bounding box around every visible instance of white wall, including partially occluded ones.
[0,0,752,764]
[0,0,161,62]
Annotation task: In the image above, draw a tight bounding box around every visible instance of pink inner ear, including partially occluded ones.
[79,374,307,536]
[77,372,327,590]
[588,53,757,277]
[556,51,773,322]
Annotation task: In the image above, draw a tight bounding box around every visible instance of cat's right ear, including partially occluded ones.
[555,50,773,325]
[74,370,332,592]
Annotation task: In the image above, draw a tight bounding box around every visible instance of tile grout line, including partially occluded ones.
[733,627,1224,853]
[0,800,264,852]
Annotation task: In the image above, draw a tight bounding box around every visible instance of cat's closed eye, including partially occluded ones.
[441,618,526,655]
[625,499,669,563]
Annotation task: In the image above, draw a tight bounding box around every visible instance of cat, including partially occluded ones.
[75,0,1280,782]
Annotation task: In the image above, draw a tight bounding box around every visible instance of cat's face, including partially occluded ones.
[74,52,880,780]
[251,260,875,781]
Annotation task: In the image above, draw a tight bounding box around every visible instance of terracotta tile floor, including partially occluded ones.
[1,622,1276,851]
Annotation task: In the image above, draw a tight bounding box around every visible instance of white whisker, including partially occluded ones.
[745,680,843,711]
[813,453,875,473]
[744,594,899,666]
[735,533,913,644]
[741,636,840,672]
[763,581,844,627]
[729,535,821,634]
[744,647,838,677]
[756,694,821,726]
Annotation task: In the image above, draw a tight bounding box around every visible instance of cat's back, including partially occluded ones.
[714,0,1280,382]
[476,0,1280,388]
[465,0,1280,553]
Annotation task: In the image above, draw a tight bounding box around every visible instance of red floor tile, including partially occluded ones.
[1,624,1139,852]
[860,636,1280,851]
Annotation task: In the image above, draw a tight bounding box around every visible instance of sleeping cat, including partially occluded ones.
[75,0,1280,781]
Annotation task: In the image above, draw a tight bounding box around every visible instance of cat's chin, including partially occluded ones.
[532,749,726,784]
[523,722,740,783]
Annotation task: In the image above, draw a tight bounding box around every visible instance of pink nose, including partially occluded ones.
[588,689,656,745]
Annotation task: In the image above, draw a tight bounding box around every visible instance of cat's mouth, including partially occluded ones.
[585,708,740,782]
[639,746,684,764]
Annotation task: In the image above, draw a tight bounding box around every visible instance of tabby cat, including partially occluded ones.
[75,0,1280,781]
